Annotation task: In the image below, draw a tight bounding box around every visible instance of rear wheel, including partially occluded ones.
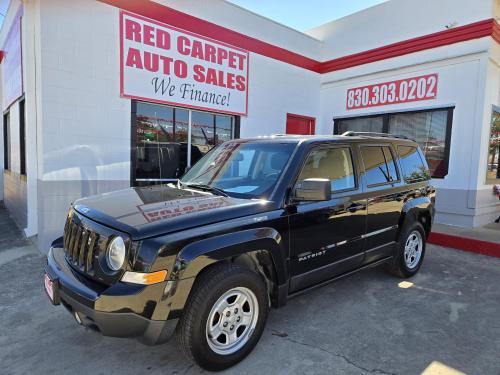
[387,221,426,278]
[176,263,268,371]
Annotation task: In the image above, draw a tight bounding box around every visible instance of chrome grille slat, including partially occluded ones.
[78,230,89,268]
[86,232,98,272]
[72,226,83,262]
[63,214,103,275]
[67,223,78,260]
[63,217,70,249]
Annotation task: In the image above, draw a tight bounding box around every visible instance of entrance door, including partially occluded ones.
[286,114,315,135]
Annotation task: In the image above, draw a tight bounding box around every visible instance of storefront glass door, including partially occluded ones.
[133,101,236,186]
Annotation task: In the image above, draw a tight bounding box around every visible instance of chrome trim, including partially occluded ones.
[362,225,398,239]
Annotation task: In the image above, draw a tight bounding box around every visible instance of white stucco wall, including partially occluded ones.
[1,0,500,244]
[307,0,494,61]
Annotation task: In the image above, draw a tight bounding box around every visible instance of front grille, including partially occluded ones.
[63,215,100,273]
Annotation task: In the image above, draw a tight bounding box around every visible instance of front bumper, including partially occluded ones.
[45,246,183,345]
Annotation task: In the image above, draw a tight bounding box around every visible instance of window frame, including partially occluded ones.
[359,144,401,188]
[3,110,10,171]
[333,106,454,179]
[293,143,360,196]
[19,98,26,176]
[486,105,500,184]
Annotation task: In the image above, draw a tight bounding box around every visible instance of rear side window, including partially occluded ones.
[298,147,356,192]
[360,146,399,186]
[397,145,430,183]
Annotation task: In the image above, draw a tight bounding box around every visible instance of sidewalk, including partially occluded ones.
[429,222,500,258]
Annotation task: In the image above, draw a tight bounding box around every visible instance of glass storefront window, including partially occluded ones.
[337,116,384,134]
[334,108,452,178]
[487,109,500,184]
[389,110,448,178]
[133,101,237,186]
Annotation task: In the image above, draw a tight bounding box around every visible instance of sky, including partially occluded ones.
[0,1,389,31]
[229,0,389,32]
[0,0,9,29]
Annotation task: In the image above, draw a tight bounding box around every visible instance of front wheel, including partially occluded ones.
[387,221,426,278]
[176,263,269,371]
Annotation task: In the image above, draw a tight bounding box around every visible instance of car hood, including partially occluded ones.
[73,185,273,239]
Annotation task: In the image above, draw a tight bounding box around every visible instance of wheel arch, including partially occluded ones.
[398,197,434,240]
[171,228,288,310]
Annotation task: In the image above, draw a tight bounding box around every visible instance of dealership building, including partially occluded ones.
[1,0,500,249]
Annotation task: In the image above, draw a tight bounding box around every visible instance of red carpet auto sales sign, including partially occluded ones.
[120,11,249,115]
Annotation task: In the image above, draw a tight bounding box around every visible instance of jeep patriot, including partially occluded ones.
[44,133,435,370]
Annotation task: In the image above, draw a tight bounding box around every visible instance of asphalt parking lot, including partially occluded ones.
[1,225,499,374]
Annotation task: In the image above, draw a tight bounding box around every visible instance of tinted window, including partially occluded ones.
[298,147,356,192]
[397,145,429,183]
[361,146,398,186]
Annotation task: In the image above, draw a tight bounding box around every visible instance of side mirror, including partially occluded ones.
[293,178,331,201]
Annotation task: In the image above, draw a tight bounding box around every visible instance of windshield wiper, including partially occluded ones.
[181,182,229,197]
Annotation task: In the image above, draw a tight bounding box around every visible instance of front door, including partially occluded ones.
[288,144,367,292]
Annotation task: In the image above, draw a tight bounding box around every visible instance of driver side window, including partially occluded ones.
[298,146,356,192]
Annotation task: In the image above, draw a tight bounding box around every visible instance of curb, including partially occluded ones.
[428,232,500,258]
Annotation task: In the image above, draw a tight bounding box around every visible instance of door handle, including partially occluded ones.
[395,193,407,202]
[346,203,365,213]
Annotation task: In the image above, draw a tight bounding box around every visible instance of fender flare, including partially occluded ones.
[397,196,434,238]
[171,227,287,285]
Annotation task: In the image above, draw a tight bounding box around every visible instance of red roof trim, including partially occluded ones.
[98,0,321,72]
[98,0,499,73]
[0,51,4,63]
[319,19,496,73]
[492,19,500,44]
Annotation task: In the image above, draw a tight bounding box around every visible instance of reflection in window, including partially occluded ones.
[397,146,430,183]
[361,146,398,186]
[181,142,295,199]
[133,102,236,186]
[298,147,356,191]
[389,111,447,178]
[338,116,384,134]
[487,110,500,183]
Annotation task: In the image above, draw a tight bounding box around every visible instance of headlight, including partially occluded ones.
[106,236,126,271]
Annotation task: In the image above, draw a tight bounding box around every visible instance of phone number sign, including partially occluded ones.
[346,74,438,110]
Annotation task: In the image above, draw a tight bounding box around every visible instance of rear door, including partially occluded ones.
[358,144,406,264]
[289,143,367,292]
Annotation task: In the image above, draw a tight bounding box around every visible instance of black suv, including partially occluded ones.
[44,133,435,371]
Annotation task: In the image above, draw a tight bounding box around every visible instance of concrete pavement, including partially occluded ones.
[0,207,499,374]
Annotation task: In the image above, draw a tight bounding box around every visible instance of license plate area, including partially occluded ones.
[44,273,60,305]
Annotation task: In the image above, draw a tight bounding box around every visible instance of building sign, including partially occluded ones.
[346,74,438,110]
[2,6,23,110]
[120,11,249,116]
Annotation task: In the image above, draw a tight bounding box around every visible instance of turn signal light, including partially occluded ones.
[121,270,168,285]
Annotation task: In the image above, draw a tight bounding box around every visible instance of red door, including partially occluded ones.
[286,114,315,135]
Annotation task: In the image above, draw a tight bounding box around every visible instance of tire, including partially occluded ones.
[387,221,426,278]
[176,263,269,371]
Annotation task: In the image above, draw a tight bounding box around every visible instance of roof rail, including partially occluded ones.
[341,131,410,140]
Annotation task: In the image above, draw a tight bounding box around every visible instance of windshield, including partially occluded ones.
[180,141,296,199]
